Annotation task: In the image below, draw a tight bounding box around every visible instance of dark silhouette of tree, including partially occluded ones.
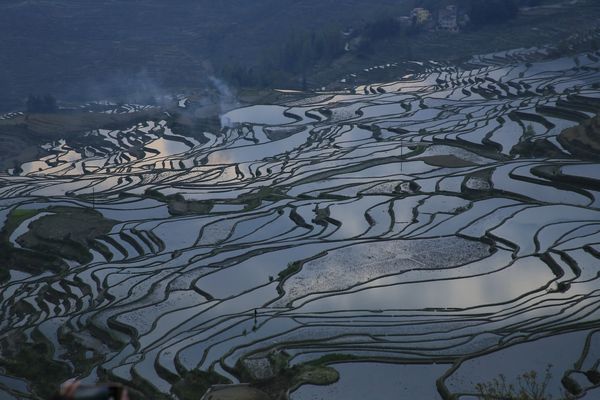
[363,18,401,41]
[278,30,345,74]
[25,94,58,113]
[42,95,57,112]
[222,0,533,90]
[469,0,519,27]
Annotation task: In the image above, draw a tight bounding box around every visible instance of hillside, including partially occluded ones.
[0,0,599,111]
[0,0,407,110]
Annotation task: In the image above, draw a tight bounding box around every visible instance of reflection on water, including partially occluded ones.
[2,47,600,399]
[298,256,554,312]
[221,105,297,127]
[145,137,190,156]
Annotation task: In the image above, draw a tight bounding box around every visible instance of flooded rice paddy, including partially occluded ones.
[2,47,600,399]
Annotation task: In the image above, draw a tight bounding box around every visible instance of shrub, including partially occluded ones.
[475,366,556,400]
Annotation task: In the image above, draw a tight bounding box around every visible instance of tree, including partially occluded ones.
[467,0,519,27]
[25,94,58,113]
[42,95,57,112]
[363,18,401,41]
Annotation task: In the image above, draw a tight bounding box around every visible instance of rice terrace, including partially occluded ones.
[1,1,600,399]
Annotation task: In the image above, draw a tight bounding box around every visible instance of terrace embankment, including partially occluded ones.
[0,109,161,169]
[232,352,339,400]
[0,206,116,281]
[559,114,600,160]
[4,44,600,400]
[17,206,116,263]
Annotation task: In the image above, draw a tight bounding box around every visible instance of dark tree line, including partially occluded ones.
[469,0,519,26]
[222,29,345,88]
[221,0,541,89]
[278,30,345,74]
[362,18,402,41]
[25,94,58,113]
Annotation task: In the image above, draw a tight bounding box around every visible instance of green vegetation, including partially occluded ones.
[0,0,414,111]
[2,0,590,111]
[559,114,600,161]
[512,138,563,158]
[173,370,231,400]
[168,112,223,140]
[235,351,339,399]
[0,108,161,171]
[0,332,72,399]
[420,154,478,168]
[278,261,302,281]
[58,332,104,381]
[0,206,119,282]
[223,30,345,88]
[18,206,116,264]
[447,0,521,27]
[0,208,65,282]
[0,109,160,138]
[293,365,339,388]
[4,208,39,234]
[221,0,572,90]
[236,187,287,211]
[475,366,560,400]
[168,195,213,216]
[144,189,214,215]
[307,354,363,366]
[525,124,536,138]
[25,94,58,113]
